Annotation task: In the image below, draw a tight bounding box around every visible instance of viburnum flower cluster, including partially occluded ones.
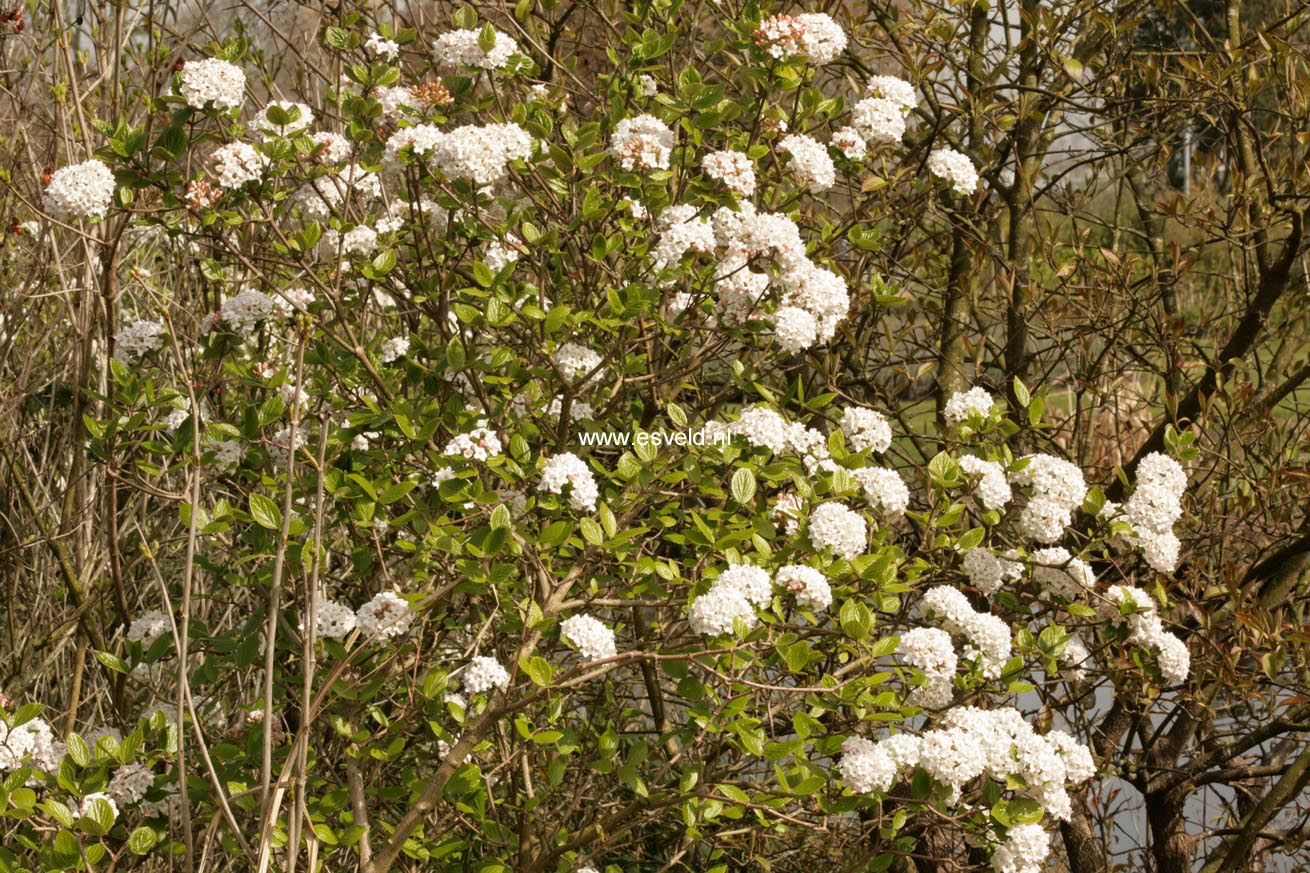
[688,563,773,635]
[431,27,520,70]
[609,115,675,171]
[807,501,867,560]
[1119,451,1187,572]
[538,452,599,512]
[752,12,847,64]
[113,319,167,364]
[943,385,994,424]
[920,585,1012,681]
[43,159,116,221]
[559,614,618,662]
[1102,586,1190,683]
[210,142,267,189]
[839,705,1095,867]
[463,656,510,695]
[353,591,414,641]
[927,146,981,195]
[176,58,245,111]
[1011,453,1088,542]
[840,406,892,453]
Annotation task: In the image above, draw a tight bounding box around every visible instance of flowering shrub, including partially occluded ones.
[5,1,1310,872]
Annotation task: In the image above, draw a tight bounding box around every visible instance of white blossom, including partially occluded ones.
[464,656,510,694]
[927,147,979,195]
[44,160,116,221]
[178,58,245,111]
[539,452,599,512]
[776,564,831,611]
[355,591,413,640]
[808,502,867,560]
[560,614,618,662]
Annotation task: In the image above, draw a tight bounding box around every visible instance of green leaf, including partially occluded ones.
[580,517,605,546]
[128,825,158,854]
[520,655,554,687]
[249,493,282,530]
[446,338,466,372]
[95,650,131,674]
[65,734,91,767]
[1012,376,1031,408]
[730,468,756,504]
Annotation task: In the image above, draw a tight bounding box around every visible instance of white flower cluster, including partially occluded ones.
[1061,633,1093,682]
[830,127,867,160]
[546,396,595,423]
[539,452,599,512]
[958,455,1011,510]
[0,716,60,773]
[836,733,919,795]
[775,564,832,611]
[752,13,847,64]
[485,234,524,272]
[898,626,958,708]
[702,149,756,196]
[217,288,279,338]
[301,597,357,640]
[107,762,154,805]
[365,31,400,60]
[114,319,167,364]
[463,655,510,694]
[702,203,850,346]
[851,97,907,147]
[44,159,116,221]
[355,591,414,640]
[771,305,817,353]
[808,502,867,560]
[927,147,980,195]
[1101,586,1190,683]
[559,614,618,662]
[651,204,715,271]
[211,142,267,189]
[253,100,315,138]
[323,225,379,259]
[555,341,603,380]
[1032,547,1095,600]
[943,386,994,424]
[309,131,352,164]
[75,792,119,824]
[210,439,244,472]
[991,823,1051,873]
[852,467,910,516]
[688,564,772,635]
[1122,452,1187,572]
[126,609,170,647]
[386,122,534,184]
[866,75,918,111]
[376,85,417,119]
[432,27,520,70]
[1011,454,1088,542]
[438,123,535,184]
[779,134,835,191]
[840,406,892,453]
[839,705,1095,826]
[961,547,1023,596]
[921,586,1012,680]
[443,423,503,461]
[379,335,410,364]
[610,115,674,171]
[177,58,245,111]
